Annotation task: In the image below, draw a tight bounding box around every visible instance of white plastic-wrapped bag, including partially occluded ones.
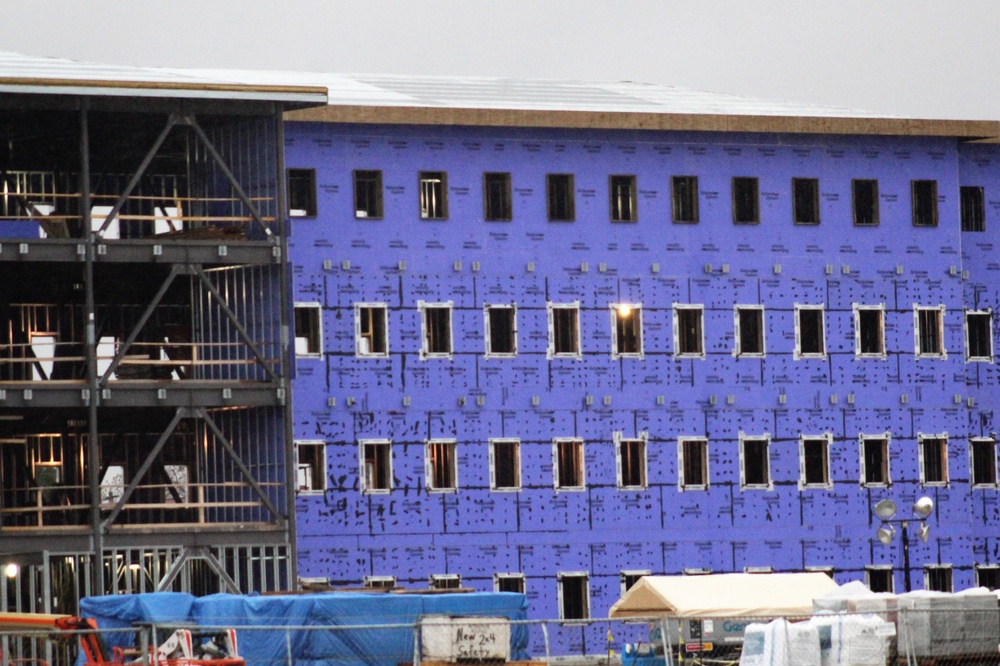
[740,618,820,666]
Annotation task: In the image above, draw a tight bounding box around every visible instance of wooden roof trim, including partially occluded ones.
[0,76,327,96]
[285,104,1000,139]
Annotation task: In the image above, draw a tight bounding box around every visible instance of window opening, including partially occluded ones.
[490,438,521,491]
[296,441,326,493]
[419,171,448,219]
[732,177,759,224]
[806,566,836,579]
[620,570,650,596]
[793,178,820,225]
[287,168,316,217]
[484,172,512,221]
[911,179,938,227]
[800,435,831,489]
[854,305,885,358]
[364,575,397,589]
[919,435,948,486]
[740,434,771,490]
[485,305,517,357]
[429,574,461,590]
[495,573,526,594]
[610,175,637,222]
[547,174,575,221]
[852,179,879,226]
[554,439,585,490]
[975,565,1000,590]
[861,435,890,487]
[353,170,383,218]
[924,565,953,592]
[100,464,126,507]
[30,333,56,381]
[548,303,581,358]
[612,304,642,358]
[866,566,894,593]
[558,572,590,621]
[678,438,709,490]
[356,304,388,357]
[426,440,458,492]
[420,301,453,358]
[966,310,992,362]
[294,303,322,357]
[914,306,945,358]
[961,186,985,232]
[360,440,392,493]
[795,305,826,359]
[734,305,765,357]
[163,464,189,504]
[616,433,647,490]
[672,176,698,223]
[674,305,704,358]
[971,438,998,488]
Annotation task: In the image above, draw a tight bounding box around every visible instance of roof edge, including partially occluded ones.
[284,104,1000,139]
[0,76,327,100]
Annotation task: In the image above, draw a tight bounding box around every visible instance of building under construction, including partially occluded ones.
[0,52,325,614]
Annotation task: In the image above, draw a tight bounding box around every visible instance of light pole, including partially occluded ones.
[872,497,934,592]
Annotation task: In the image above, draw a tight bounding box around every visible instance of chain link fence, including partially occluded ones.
[2,609,999,666]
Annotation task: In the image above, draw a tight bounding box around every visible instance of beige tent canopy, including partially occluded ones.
[608,573,840,618]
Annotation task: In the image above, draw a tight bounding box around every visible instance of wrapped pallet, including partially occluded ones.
[808,614,893,666]
[739,619,820,666]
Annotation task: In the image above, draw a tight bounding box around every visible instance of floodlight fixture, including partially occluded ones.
[873,499,897,520]
[912,496,934,519]
[917,522,931,543]
[876,525,895,545]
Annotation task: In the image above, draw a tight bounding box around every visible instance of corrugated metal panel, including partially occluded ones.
[0,51,326,104]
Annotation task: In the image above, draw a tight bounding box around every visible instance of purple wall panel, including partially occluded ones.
[287,122,1000,652]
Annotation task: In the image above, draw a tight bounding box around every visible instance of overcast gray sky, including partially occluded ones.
[1,1,997,120]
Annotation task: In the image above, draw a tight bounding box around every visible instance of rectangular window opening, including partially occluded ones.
[361,440,392,493]
[610,175,637,222]
[547,174,575,222]
[801,436,831,489]
[961,186,985,232]
[679,438,709,490]
[294,303,322,357]
[617,435,647,490]
[420,302,453,358]
[924,566,953,592]
[966,311,992,361]
[296,441,326,493]
[674,306,704,358]
[364,575,397,590]
[975,565,1000,590]
[620,570,651,596]
[429,574,461,590]
[971,439,998,488]
[426,440,458,491]
[793,178,820,225]
[495,573,526,594]
[287,168,316,217]
[920,436,948,486]
[485,305,517,357]
[796,306,826,359]
[853,179,879,226]
[554,439,585,490]
[671,176,699,223]
[549,304,581,357]
[490,439,521,491]
[912,179,938,227]
[356,304,388,357]
[915,306,945,358]
[163,464,189,504]
[484,172,512,221]
[613,304,642,357]
[732,177,759,224]
[735,306,765,357]
[419,171,448,219]
[741,436,771,489]
[861,436,890,486]
[866,567,894,593]
[855,306,885,357]
[353,170,383,218]
[558,573,590,621]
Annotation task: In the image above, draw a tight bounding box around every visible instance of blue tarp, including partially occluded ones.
[80,591,530,666]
